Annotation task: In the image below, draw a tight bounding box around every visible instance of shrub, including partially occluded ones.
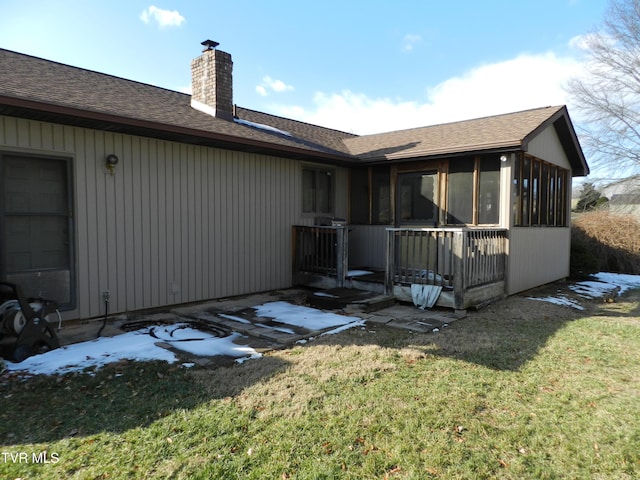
[570,233,600,277]
[571,210,640,276]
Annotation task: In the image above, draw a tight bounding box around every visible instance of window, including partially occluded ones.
[349,166,391,224]
[447,158,474,224]
[513,154,568,226]
[540,163,549,225]
[394,156,501,227]
[446,156,500,225]
[398,171,438,224]
[349,168,369,223]
[556,169,567,225]
[478,157,500,224]
[303,167,334,215]
[549,167,556,225]
[531,159,540,224]
[521,156,530,226]
[371,167,391,224]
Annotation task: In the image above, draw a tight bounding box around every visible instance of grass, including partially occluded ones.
[1,290,639,479]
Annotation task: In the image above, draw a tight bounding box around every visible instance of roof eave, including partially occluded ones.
[355,144,523,164]
[0,95,357,165]
[521,106,590,177]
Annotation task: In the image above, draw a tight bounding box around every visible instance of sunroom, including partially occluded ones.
[293,106,586,311]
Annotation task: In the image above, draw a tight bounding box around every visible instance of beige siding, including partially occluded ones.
[506,227,570,294]
[504,125,574,294]
[0,116,348,320]
[348,225,388,269]
[527,126,571,169]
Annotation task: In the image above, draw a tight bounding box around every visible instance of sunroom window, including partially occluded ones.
[446,156,501,225]
[478,157,501,224]
[446,158,474,224]
[513,154,568,226]
[398,171,438,225]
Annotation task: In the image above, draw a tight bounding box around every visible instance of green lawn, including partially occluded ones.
[1,290,639,479]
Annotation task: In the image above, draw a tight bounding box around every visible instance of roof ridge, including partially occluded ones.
[351,105,565,140]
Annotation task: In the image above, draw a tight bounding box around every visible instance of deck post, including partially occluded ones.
[335,226,348,288]
[384,228,395,296]
[452,229,467,310]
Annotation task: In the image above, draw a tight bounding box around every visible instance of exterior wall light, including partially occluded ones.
[500,155,509,163]
[105,154,119,175]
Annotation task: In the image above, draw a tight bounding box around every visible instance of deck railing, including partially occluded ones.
[384,228,456,288]
[292,225,349,287]
[385,227,507,306]
[292,224,507,309]
[464,228,508,288]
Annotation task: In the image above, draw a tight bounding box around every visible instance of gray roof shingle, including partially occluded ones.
[0,48,588,175]
[344,106,564,160]
[0,48,355,160]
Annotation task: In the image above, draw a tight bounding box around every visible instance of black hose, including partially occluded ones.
[97,297,108,338]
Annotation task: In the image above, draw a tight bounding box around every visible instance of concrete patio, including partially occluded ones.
[51,288,465,363]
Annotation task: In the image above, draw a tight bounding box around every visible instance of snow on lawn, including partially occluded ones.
[4,328,178,376]
[571,272,640,298]
[4,325,261,376]
[528,295,585,310]
[4,302,362,376]
[528,272,640,309]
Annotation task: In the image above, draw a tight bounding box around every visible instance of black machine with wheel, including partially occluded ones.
[0,281,60,362]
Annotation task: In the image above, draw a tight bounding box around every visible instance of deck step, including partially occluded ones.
[307,288,395,313]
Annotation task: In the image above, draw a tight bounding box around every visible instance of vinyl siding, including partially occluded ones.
[348,225,388,269]
[0,116,348,320]
[506,124,573,294]
[507,227,570,294]
[527,126,571,169]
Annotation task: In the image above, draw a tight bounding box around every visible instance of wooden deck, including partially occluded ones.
[292,225,507,311]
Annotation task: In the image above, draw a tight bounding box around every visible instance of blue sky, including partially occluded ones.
[1,0,608,137]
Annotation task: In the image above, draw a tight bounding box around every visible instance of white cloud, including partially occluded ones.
[402,34,423,52]
[140,5,185,28]
[568,33,591,51]
[271,51,584,134]
[256,75,294,96]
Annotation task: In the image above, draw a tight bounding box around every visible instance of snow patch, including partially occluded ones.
[527,295,585,310]
[347,270,373,277]
[5,329,178,376]
[234,118,292,136]
[4,301,362,376]
[527,272,640,309]
[313,291,339,298]
[321,319,366,336]
[254,301,358,330]
[218,313,251,324]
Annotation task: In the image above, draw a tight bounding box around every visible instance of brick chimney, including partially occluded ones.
[191,40,234,120]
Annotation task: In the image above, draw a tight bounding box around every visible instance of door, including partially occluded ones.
[1,154,74,307]
[397,171,439,226]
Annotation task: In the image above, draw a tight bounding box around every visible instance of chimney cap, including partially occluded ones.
[201,39,219,51]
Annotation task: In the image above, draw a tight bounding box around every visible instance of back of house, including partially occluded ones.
[0,42,589,322]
